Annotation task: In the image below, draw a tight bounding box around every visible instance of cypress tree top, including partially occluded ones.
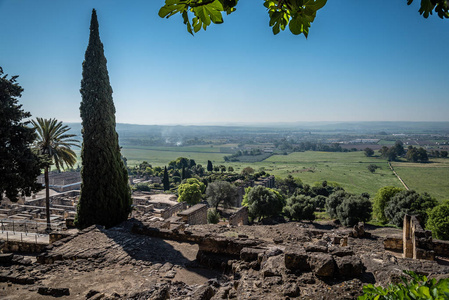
[76,9,131,229]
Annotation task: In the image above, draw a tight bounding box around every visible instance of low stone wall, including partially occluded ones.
[161,202,186,219]
[2,241,48,253]
[178,204,207,225]
[384,215,449,259]
[433,239,449,257]
[383,237,403,252]
[229,207,249,226]
[131,222,263,257]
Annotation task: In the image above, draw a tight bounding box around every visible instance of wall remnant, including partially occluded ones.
[177,204,208,225]
[228,206,248,226]
[383,214,449,260]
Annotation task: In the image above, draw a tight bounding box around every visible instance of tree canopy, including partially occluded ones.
[206,180,238,210]
[159,0,448,37]
[0,67,43,202]
[178,178,206,205]
[242,185,285,221]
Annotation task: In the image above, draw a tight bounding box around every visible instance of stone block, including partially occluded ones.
[307,253,335,277]
[335,255,364,277]
[284,246,309,271]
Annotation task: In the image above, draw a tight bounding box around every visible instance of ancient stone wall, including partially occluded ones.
[2,241,48,253]
[161,202,186,219]
[433,239,449,257]
[403,215,434,260]
[177,204,207,225]
[229,207,249,226]
[383,215,449,260]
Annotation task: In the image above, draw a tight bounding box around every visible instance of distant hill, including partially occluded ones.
[65,121,449,140]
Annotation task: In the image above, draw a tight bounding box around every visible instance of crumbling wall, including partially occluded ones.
[433,240,449,257]
[2,241,48,253]
[384,215,441,260]
[229,206,248,226]
[403,215,434,260]
[161,202,186,219]
[178,204,207,225]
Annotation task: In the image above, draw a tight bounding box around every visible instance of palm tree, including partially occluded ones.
[31,118,79,232]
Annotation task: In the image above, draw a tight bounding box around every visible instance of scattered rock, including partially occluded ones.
[284,246,309,271]
[335,256,364,277]
[240,247,265,263]
[190,284,216,300]
[261,255,285,277]
[305,243,328,253]
[37,286,70,297]
[0,253,13,263]
[282,282,300,297]
[307,253,335,277]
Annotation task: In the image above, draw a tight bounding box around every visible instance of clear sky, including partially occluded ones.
[1,0,448,125]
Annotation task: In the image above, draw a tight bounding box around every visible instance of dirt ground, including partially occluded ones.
[1,220,448,300]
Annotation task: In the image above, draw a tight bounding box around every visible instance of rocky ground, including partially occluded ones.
[1,219,448,299]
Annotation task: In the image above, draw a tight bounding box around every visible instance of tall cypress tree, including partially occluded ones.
[162,166,170,191]
[207,160,213,172]
[75,9,131,229]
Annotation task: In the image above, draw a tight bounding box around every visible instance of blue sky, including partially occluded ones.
[1,0,448,125]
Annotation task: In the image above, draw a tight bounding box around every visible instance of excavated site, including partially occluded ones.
[1,216,449,300]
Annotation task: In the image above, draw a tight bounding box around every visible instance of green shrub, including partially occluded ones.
[325,190,350,218]
[336,195,372,226]
[384,190,438,227]
[358,270,449,300]
[426,202,449,240]
[314,195,327,210]
[373,186,403,224]
[284,195,315,222]
[243,185,285,222]
[133,183,151,192]
[207,208,220,224]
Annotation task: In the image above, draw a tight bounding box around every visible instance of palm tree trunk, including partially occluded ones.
[45,166,51,232]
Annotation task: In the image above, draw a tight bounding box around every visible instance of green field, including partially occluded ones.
[72,145,448,200]
[391,158,449,201]
[225,152,403,196]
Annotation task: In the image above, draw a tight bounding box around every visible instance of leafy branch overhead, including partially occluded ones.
[159,0,448,36]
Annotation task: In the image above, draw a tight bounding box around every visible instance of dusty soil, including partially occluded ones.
[1,220,448,300]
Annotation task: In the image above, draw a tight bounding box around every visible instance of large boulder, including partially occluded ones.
[335,256,364,277]
[284,246,309,271]
[307,253,335,277]
[261,255,285,277]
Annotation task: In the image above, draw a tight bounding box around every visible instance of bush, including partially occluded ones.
[359,270,449,300]
[367,164,379,173]
[133,183,151,192]
[426,202,449,240]
[207,208,220,224]
[314,195,327,210]
[325,190,351,218]
[336,195,372,226]
[284,195,315,222]
[373,186,403,224]
[243,185,285,222]
[384,190,438,227]
[206,181,238,210]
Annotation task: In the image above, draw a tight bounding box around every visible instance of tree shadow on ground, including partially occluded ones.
[102,219,223,283]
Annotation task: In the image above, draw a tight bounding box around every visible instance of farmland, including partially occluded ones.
[68,122,449,201]
[391,158,449,202]
[73,144,449,200]
[226,151,404,196]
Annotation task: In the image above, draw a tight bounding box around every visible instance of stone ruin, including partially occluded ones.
[384,214,449,260]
